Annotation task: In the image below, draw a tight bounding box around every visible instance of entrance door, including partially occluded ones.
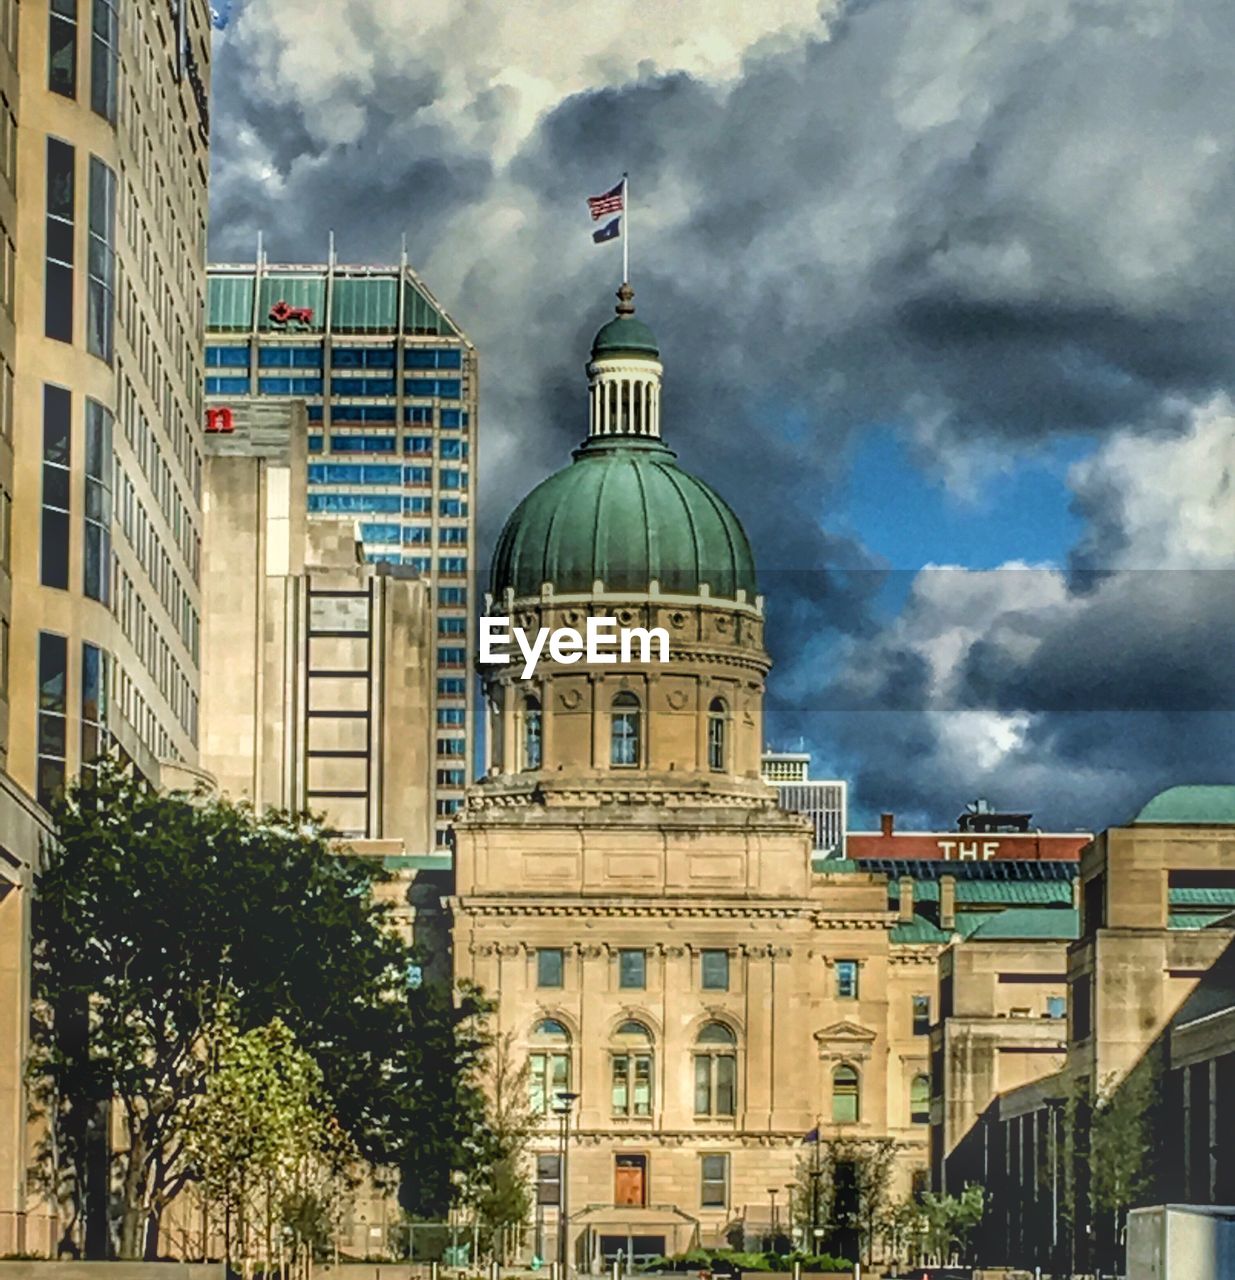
[614,1154,647,1207]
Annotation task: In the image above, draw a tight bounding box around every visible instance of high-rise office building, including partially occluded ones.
[0,0,212,1255]
[761,750,847,854]
[204,256,476,849]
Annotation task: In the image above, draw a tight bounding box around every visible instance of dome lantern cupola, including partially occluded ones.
[586,283,663,440]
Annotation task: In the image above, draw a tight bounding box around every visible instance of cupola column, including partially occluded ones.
[586,283,663,441]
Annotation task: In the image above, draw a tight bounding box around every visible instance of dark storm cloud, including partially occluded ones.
[210,0,1235,831]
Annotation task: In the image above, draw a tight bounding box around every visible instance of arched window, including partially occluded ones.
[611,691,641,767]
[707,697,727,772]
[694,1021,738,1117]
[611,1020,653,1117]
[910,1074,930,1125]
[529,1018,571,1115]
[832,1064,860,1124]
[523,695,542,770]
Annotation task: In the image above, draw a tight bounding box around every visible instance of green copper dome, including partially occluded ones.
[590,281,660,360]
[491,437,757,601]
[1132,785,1235,825]
[591,314,660,360]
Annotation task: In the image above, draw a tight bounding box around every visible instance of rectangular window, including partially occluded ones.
[49,0,77,97]
[404,434,432,454]
[537,948,564,988]
[89,0,118,122]
[205,376,251,395]
[440,438,467,459]
[438,678,466,696]
[440,526,468,544]
[912,994,931,1035]
[259,345,322,367]
[438,586,467,606]
[45,138,76,343]
[206,344,251,368]
[700,1155,729,1209]
[37,632,69,808]
[694,1054,736,1117]
[439,557,468,574]
[1071,976,1092,1039]
[619,949,646,990]
[437,707,466,725]
[80,641,108,775]
[1047,995,1066,1019]
[701,949,729,991]
[836,960,859,999]
[83,399,112,602]
[41,385,72,589]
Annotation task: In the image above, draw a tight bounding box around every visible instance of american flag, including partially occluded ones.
[587,179,625,221]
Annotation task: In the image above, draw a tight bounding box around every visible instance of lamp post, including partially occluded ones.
[553,1092,580,1278]
[768,1189,779,1250]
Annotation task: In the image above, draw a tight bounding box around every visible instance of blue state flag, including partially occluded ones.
[802,1126,820,1144]
[593,216,621,244]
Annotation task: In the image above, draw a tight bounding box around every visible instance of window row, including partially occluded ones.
[36,633,111,809]
[536,946,732,992]
[307,462,469,489]
[513,692,730,772]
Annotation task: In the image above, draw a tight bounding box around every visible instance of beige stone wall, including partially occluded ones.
[199,403,434,849]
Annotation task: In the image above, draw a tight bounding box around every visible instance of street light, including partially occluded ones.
[553,1092,580,1278]
[767,1188,779,1250]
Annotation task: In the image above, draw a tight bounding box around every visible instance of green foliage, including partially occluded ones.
[457,1030,539,1261]
[1090,1061,1159,1217]
[788,1136,898,1264]
[30,760,489,1257]
[185,1006,359,1273]
[918,1184,984,1264]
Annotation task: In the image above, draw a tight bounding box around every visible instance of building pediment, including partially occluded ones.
[814,1021,877,1060]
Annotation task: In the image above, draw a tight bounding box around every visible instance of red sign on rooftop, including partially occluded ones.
[268,300,314,326]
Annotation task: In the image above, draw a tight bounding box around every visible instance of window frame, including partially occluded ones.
[611,691,642,768]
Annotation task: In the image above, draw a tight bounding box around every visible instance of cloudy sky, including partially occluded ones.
[208,0,1235,831]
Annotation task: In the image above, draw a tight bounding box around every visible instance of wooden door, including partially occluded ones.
[614,1154,647,1207]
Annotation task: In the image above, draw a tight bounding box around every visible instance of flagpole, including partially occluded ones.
[622,171,630,285]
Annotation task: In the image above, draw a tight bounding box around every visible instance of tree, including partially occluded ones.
[30,760,489,1258]
[458,1031,539,1262]
[788,1137,898,1263]
[919,1185,984,1265]
[184,1005,359,1278]
[1089,1061,1159,1270]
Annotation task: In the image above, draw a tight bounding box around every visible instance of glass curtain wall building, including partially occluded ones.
[205,259,476,849]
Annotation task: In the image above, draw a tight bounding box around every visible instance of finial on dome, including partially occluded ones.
[615,282,635,316]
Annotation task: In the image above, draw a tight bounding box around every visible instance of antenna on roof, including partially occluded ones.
[255,229,264,268]
[328,229,336,268]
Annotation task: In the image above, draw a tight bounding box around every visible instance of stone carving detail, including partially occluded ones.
[666,689,689,710]
[496,944,522,958]
[472,944,497,957]
[559,688,583,709]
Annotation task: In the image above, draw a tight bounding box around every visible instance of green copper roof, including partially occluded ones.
[956,908,1079,941]
[491,437,757,600]
[890,914,951,944]
[592,314,660,359]
[1132,785,1235,826]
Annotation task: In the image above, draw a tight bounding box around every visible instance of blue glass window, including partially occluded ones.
[437,768,466,786]
[404,378,461,399]
[307,405,325,423]
[438,587,467,605]
[405,435,432,454]
[438,678,466,696]
[259,345,321,367]
[404,555,431,571]
[330,404,396,424]
[308,492,402,514]
[308,434,323,452]
[439,617,467,635]
[439,557,467,573]
[332,376,396,397]
[331,434,396,453]
[439,469,465,490]
[405,406,432,424]
[404,496,432,514]
[331,345,395,369]
[438,706,466,724]
[441,527,467,545]
[439,498,466,517]
[404,466,432,485]
[366,550,401,565]
[258,376,323,395]
[440,408,464,428]
[404,347,462,369]
[360,522,401,544]
[309,463,401,485]
[206,345,250,367]
[438,647,466,665]
[403,526,431,544]
[440,438,468,460]
[206,376,249,395]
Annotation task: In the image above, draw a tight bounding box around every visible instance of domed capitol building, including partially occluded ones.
[452,286,941,1263]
